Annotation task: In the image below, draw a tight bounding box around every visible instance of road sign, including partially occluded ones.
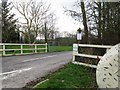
[73,44,78,52]
[77,33,82,40]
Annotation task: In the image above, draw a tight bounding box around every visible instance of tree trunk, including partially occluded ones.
[44,22,48,43]
[80,1,89,44]
[101,2,105,44]
[98,2,102,44]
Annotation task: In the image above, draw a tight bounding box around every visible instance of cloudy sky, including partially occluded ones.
[47,0,83,33]
[3,0,84,33]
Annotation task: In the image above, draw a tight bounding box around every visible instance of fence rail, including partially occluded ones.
[0,43,47,56]
[72,44,113,68]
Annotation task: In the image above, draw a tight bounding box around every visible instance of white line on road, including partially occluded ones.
[0,68,32,75]
[0,67,32,80]
[22,55,58,63]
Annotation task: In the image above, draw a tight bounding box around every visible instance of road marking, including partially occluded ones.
[22,55,58,63]
[33,79,49,89]
[0,67,32,80]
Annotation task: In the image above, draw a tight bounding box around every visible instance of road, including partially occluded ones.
[1,51,72,88]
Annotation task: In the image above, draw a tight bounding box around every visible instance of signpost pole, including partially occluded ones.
[73,44,78,62]
[77,28,82,53]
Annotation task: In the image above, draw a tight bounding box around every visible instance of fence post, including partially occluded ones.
[72,44,78,62]
[45,43,47,52]
[21,45,23,54]
[106,48,110,53]
[72,54,75,62]
[3,44,5,56]
[35,45,37,53]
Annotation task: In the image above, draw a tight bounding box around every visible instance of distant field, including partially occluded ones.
[48,46,72,52]
[35,63,97,88]
[1,45,72,56]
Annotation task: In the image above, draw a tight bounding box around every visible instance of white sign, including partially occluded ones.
[96,43,119,88]
[77,33,82,40]
[73,44,78,52]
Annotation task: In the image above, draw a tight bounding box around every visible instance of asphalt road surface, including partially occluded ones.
[1,51,72,88]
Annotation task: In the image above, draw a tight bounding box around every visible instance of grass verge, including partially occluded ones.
[34,63,97,89]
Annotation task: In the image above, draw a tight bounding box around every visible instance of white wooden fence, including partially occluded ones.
[0,43,47,56]
[72,44,113,68]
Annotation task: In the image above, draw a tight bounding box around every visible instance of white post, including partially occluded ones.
[72,54,75,62]
[3,44,5,56]
[106,48,110,53]
[72,44,78,62]
[45,43,47,52]
[35,45,37,53]
[21,45,23,54]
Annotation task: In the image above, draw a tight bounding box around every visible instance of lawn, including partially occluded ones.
[35,63,97,89]
[48,46,72,52]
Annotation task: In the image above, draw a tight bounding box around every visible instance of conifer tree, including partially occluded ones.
[2,0,19,43]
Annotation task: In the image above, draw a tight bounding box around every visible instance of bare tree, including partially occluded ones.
[42,12,57,43]
[64,0,89,44]
[47,13,57,40]
[12,0,50,43]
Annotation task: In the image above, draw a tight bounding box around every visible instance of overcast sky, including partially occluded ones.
[47,0,83,33]
[2,0,84,33]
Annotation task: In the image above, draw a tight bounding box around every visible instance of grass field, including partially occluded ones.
[1,45,72,55]
[35,63,97,89]
[48,46,72,52]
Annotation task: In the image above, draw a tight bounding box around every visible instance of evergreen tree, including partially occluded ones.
[2,0,19,43]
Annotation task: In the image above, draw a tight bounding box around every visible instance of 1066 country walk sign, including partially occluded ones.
[73,44,78,52]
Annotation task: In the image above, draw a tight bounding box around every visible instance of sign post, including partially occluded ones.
[77,28,82,53]
[73,44,78,53]
[73,44,78,62]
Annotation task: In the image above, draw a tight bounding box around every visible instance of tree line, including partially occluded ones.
[1,0,119,45]
[65,1,120,45]
[1,0,58,44]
